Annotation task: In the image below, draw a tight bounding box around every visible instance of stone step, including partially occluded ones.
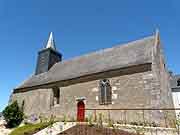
[34,122,76,135]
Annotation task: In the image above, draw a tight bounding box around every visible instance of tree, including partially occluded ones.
[2,101,24,128]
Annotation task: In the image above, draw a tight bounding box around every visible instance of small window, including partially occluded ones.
[177,79,180,86]
[53,87,60,105]
[99,79,112,105]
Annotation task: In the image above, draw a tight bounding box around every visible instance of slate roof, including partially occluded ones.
[15,35,156,90]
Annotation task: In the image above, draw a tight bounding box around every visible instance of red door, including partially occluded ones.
[77,101,85,122]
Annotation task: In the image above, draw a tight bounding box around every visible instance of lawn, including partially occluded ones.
[10,122,53,135]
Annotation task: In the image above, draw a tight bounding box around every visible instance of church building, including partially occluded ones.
[10,31,175,127]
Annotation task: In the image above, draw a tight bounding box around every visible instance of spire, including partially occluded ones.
[46,32,56,50]
[155,28,160,45]
[155,28,160,38]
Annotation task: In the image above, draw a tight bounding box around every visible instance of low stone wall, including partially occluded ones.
[114,124,178,135]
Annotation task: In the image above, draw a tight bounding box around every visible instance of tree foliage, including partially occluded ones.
[2,101,24,128]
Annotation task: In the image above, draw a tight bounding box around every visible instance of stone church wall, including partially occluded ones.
[11,88,53,116]
[11,70,154,121]
[53,70,154,123]
[150,41,176,127]
[51,70,174,127]
[11,64,175,127]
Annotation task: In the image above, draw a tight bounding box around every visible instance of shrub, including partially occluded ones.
[150,121,158,127]
[108,119,114,127]
[116,120,123,125]
[2,101,24,128]
[88,115,94,127]
[133,126,145,135]
[97,113,103,127]
[85,117,88,122]
[49,115,56,126]
[69,116,75,122]
[62,114,67,124]
[130,121,138,126]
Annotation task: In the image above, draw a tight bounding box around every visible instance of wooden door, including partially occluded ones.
[77,101,85,122]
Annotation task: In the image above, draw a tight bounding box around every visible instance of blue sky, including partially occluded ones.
[0,0,180,111]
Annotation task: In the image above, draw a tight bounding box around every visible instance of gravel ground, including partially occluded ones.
[0,120,12,135]
[0,126,12,135]
[59,125,136,135]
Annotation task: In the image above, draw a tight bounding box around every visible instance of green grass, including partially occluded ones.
[10,122,53,135]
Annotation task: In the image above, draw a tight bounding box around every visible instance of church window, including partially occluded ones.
[53,87,60,105]
[99,79,112,105]
[177,79,180,86]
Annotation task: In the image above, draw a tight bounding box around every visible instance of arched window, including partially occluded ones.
[99,79,112,105]
[177,79,180,86]
[53,87,60,105]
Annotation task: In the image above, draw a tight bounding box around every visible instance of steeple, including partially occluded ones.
[35,32,62,75]
[46,32,56,50]
[155,28,160,45]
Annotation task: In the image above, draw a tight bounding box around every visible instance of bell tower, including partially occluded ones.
[35,32,62,75]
